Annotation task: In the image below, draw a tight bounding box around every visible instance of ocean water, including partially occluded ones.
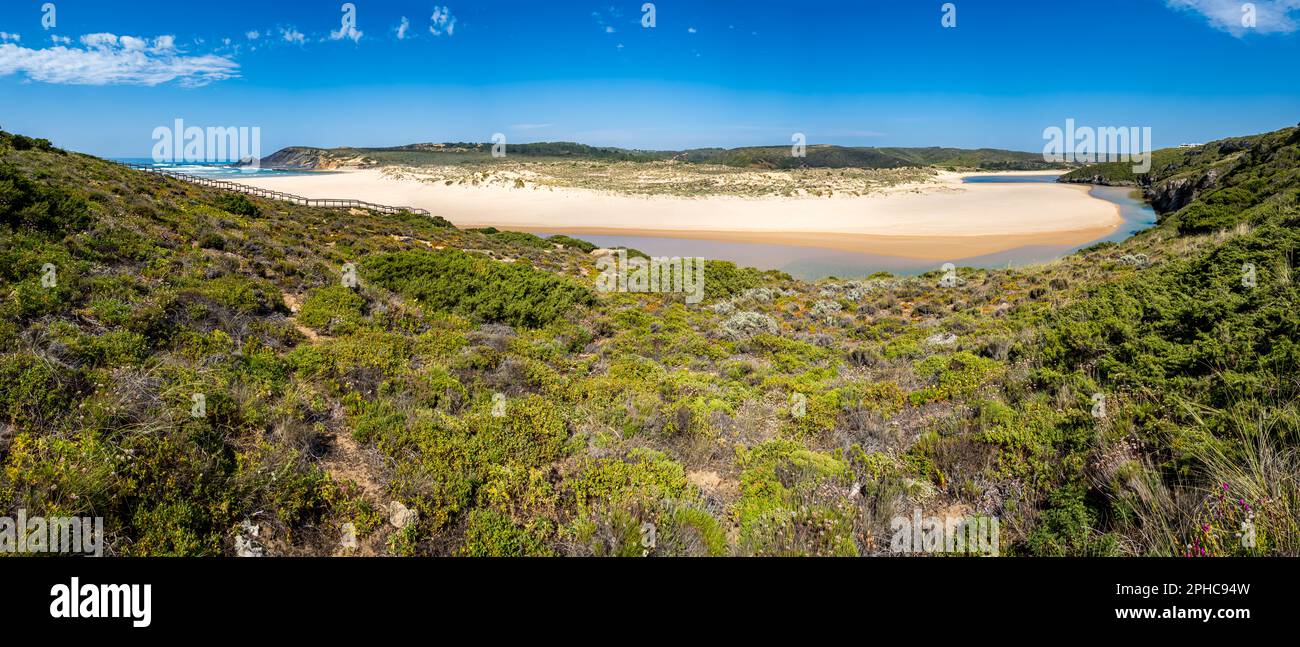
[112,158,323,178]
[549,175,1158,280]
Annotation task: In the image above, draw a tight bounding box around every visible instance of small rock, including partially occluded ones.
[388,501,418,529]
[926,332,958,346]
[235,521,264,557]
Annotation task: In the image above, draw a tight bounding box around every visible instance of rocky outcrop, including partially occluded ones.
[1059,154,1232,216]
[245,147,377,170]
[1058,174,1139,188]
[1148,167,1223,214]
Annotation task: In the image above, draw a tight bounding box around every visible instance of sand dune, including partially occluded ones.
[236,169,1121,261]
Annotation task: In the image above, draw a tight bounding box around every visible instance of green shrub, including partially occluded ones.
[462,395,571,468]
[1,132,57,152]
[0,352,79,428]
[459,509,555,556]
[910,351,1001,404]
[735,440,859,556]
[1025,485,1118,556]
[702,260,788,301]
[362,249,593,328]
[297,285,366,334]
[1175,186,1258,234]
[0,163,91,234]
[197,231,226,250]
[391,210,454,229]
[212,193,260,218]
[571,449,691,517]
[483,230,551,249]
[547,234,597,252]
[188,274,283,315]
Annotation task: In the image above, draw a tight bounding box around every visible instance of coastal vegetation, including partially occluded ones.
[261,141,1068,173]
[1,123,1297,556]
[383,161,946,198]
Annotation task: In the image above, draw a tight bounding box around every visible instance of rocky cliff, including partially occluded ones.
[1057,135,1273,215]
[250,147,378,170]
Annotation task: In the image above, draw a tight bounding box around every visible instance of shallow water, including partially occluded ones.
[547,175,1157,280]
[112,158,323,178]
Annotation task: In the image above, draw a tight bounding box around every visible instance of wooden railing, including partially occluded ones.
[116,162,429,216]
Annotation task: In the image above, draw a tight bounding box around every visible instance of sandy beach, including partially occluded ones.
[236,168,1121,261]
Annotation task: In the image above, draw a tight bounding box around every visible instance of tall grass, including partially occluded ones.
[1112,396,1300,556]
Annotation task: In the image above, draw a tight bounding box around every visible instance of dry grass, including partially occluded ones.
[383,160,940,198]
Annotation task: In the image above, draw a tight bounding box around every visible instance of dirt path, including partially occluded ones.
[280,290,391,553]
[281,292,321,342]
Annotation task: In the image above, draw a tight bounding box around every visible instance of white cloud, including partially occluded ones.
[396,17,411,40]
[1166,0,1300,35]
[430,6,457,37]
[50,35,71,45]
[80,33,118,49]
[246,30,260,40]
[591,7,624,34]
[118,35,148,51]
[0,33,239,87]
[0,32,20,43]
[281,27,306,45]
[688,27,698,33]
[330,22,363,43]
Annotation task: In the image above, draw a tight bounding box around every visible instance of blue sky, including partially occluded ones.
[1,0,1298,157]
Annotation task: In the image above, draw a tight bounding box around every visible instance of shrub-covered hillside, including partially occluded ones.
[1,124,1296,556]
[261,140,1067,172]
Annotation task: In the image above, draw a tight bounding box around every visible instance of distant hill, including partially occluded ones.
[257,142,671,169]
[677,145,1067,170]
[257,141,1069,171]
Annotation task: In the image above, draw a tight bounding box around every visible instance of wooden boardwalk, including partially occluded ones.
[118,162,430,216]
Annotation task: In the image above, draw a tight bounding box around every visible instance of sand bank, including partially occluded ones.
[236,169,1120,261]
